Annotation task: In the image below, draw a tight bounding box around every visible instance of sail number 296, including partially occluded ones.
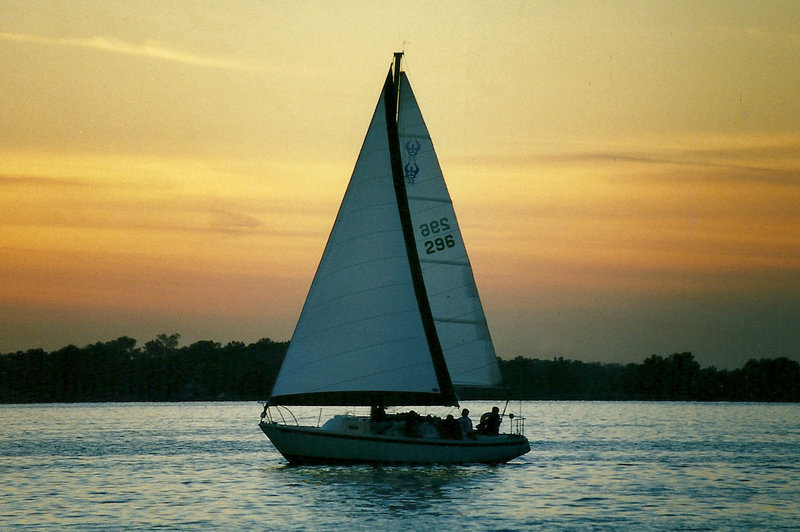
[420,217,455,255]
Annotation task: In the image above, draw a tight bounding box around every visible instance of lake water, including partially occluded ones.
[1,401,798,530]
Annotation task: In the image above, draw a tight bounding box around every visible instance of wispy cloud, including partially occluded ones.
[534,152,800,186]
[0,32,263,72]
[0,174,89,187]
[206,208,264,234]
[454,142,800,186]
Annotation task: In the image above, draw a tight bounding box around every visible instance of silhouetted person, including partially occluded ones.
[403,410,421,437]
[440,414,462,440]
[477,406,501,435]
[458,408,474,439]
[370,404,390,434]
[370,404,387,422]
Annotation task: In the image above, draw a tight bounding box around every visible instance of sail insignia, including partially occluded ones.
[403,138,421,183]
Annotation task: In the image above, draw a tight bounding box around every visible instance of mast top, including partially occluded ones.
[393,52,403,83]
[391,52,404,120]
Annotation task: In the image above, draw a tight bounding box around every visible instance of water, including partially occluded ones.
[2,401,798,530]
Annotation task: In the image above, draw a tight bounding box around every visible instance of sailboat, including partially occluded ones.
[259,53,530,465]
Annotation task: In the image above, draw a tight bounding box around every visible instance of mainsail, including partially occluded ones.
[268,56,504,407]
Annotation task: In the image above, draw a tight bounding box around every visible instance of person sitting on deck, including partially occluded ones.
[458,408,475,439]
[403,410,421,437]
[439,414,462,440]
[370,404,387,422]
[370,404,391,434]
[477,406,501,436]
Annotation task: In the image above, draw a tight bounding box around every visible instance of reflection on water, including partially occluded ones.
[2,401,798,530]
[279,464,497,511]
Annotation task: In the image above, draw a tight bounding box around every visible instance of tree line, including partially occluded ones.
[498,352,799,402]
[1,335,797,403]
[0,334,287,403]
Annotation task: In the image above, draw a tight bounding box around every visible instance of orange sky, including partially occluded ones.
[2,1,798,368]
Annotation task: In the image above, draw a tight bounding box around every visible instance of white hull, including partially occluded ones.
[260,418,530,465]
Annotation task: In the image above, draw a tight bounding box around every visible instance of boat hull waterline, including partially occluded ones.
[260,422,531,465]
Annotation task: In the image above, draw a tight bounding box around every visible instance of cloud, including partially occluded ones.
[206,208,264,234]
[0,32,263,72]
[0,174,89,187]
[552,152,800,186]
[454,140,800,187]
[0,172,294,239]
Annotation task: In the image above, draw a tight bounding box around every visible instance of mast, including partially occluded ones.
[393,52,403,114]
[384,54,457,406]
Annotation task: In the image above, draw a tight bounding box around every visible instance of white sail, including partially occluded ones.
[268,75,444,405]
[397,73,504,393]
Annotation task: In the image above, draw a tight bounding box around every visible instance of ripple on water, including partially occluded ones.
[1,401,799,530]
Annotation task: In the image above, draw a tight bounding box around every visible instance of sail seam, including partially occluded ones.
[291,308,421,343]
[312,251,408,279]
[300,280,412,313]
[290,358,445,393]
[433,317,488,325]
[279,333,439,374]
[406,195,451,203]
[419,258,471,266]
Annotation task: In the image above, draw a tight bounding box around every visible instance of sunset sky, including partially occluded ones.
[2,1,798,369]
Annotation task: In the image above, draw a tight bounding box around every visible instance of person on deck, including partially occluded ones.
[440,414,462,440]
[477,406,501,436]
[403,410,421,437]
[370,404,391,434]
[370,404,387,422]
[458,408,475,439]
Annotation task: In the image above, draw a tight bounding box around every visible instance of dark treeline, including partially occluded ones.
[1,336,798,403]
[0,334,288,403]
[499,352,799,402]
